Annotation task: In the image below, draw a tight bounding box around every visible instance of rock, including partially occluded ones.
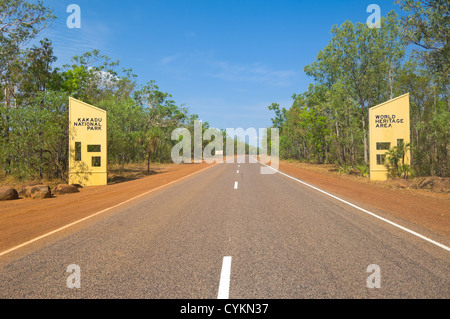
[21,186,34,198]
[53,184,80,195]
[31,186,52,199]
[397,181,408,189]
[71,184,83,189]
[23,185,52,199]
[20,182,44,197]
[0,186,19,201]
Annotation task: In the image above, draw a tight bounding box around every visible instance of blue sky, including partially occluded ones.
[41,0,401,140]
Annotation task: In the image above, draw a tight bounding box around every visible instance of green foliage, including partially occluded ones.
[1,0,448,182]
[356,164,369,177]
[97,96,145,166]
[385,142,411,179]
[1,90,69,180]
[0,1,204,182]
[269,6,448,178]
[395,0,449,82]
[268,103,287,129]
[338,165,353,175]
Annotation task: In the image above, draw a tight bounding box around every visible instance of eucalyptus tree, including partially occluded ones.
[0,0,55,104]
[395,0,449,84]
[303,12,405,164]
[395,0,449,176]
[0,0,55,175]
[135,80,189,167]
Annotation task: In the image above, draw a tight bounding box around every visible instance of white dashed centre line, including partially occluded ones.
[217,256,232,299]
[234,181,238,189]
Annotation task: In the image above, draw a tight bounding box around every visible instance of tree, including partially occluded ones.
[395,0,449,177]
[0,0,55,176]
[97,96,144,168]
[0,1,209,182]
[17,38,57,103]
[2,90,69,180]
[395,0,449,83]
[304,13,405,164]
[141,128,163,174]
[268,103,287,129]
[268,7,446,178]
[0,0,55,105]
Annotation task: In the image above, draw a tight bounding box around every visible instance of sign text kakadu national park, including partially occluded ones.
[73,118,104,131]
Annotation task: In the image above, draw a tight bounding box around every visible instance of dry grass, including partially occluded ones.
[280,159,449,200]
[0,172,63,193]
[107,162,176,184]
[0,162,177,190]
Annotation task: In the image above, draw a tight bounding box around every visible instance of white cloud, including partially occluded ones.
[42,17,113,67]
[208,61,297,87]
[161,53,182,65]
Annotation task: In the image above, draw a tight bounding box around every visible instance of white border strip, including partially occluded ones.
[257,159,450,252]
[0,164,217,257]
[217,256,232,299]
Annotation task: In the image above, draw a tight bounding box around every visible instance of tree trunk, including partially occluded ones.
[389,67,393,100]
[335,119,343,165]
[362,110,368,165]
[147,152,151,174]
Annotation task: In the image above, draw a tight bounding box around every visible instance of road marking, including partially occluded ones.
[234,182,238,189]
[238,165,240,168]
[218,256,232,299]
[256,159,450,252]
[237,170,239,174]
[0,164,217,258]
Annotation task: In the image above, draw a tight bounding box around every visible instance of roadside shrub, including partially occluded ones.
[385,142,411,179]
[356,164,369,177]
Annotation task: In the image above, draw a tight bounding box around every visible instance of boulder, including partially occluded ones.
[53,184,80,195]
[396,181,409,189]
[32,186,52,199]
[20,182,44,197]
[21,186,34,198]
[0,186,19,201]
[23,185,52,199]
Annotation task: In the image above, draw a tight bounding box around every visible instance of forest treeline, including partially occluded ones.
[1,1,448,182]
[0,0,252,182]
[269,1,449,178]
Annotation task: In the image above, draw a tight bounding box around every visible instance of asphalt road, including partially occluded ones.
[0,157,448,299]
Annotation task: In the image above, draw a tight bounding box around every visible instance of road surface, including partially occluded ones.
[0,157,448,299]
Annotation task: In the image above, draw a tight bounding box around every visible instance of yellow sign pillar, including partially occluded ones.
[369,93,410,181]
[68,97,108,186]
